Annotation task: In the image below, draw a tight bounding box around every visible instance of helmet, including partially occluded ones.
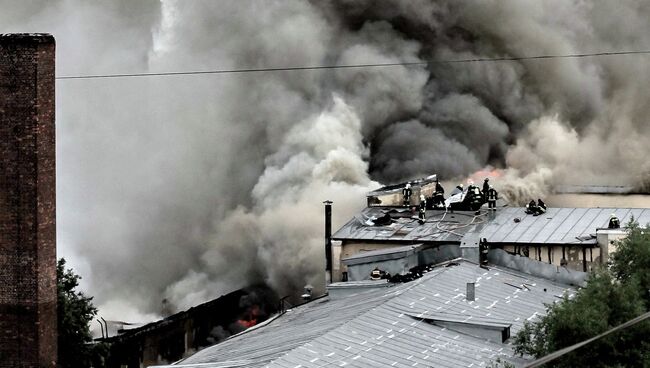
[406,183,411,189]
[420,194,425,201]
[610,213,617,218]
[485,178,489,181]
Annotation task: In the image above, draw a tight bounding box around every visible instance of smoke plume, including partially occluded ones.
[3,0,650,319]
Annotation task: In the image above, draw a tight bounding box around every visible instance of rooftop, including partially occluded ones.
[333,206,650,246]
[153,260,574,368]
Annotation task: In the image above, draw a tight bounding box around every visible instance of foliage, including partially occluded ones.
[610,220,650,306]
[486,357,516,368]
[513,220,650,367]
[58,258,99,368]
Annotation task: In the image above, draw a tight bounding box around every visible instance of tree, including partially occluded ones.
[610,220,650,307]
[513,220,650,367]
[58,258,98,367]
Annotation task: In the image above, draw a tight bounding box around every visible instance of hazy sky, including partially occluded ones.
[2,0,650,322]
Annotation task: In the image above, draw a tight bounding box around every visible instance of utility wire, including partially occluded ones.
[55,49,650,80]
[523,310,650,368]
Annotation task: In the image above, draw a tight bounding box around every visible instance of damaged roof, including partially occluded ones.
[366,174,438,197]
[333,206,650,246]
[332,207,489,243]
[153,261,573,368]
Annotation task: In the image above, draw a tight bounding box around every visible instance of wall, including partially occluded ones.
[500,244,600,272]
[345,253,418,281]
[488,249,588,286]
[337,241,461,281]
[0,34,57,367]
[596,229,627,264]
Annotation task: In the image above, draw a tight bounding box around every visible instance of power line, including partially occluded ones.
[55,49,650,80]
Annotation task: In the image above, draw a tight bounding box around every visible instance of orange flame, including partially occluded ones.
[468,167,504,183]
[237,305,261,329]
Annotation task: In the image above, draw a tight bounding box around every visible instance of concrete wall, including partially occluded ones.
[338,242,403,280]
[346,253,418,281]
[0,34,57,367]
[500,244,601,272]
[337,242,460,281]
[596,229,627,264]
[488,249,588,286]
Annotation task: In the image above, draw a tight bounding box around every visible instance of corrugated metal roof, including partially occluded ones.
[333,206,650,245]
[478,207,650,245]
[154,261,573,368]
[332,207,490,243]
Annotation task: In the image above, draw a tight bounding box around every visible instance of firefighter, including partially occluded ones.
[482,178,490,202]
[418,194,426,222]
[402,183,412,206]
[433,180,445,208]
[436,179,445,195]
[487,185,498,210]
[609,214,620,229]
[455,183,464,192]
[467,184,482,210]
[525,200,537,214]
[536,199,547,215]
[370,267,382,280]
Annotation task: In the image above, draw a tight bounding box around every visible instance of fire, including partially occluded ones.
[468,166,504,183]
[237,305,261,329]
[237,318,257,328]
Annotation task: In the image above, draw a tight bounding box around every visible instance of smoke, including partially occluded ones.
[3,0,650,320]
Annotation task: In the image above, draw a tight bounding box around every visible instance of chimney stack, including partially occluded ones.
[324,200,333,283]
[0,34,57,367]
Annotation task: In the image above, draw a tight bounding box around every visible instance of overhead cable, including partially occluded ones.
[56,49,650,80]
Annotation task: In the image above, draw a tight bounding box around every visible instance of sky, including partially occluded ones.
[2,0,650,322]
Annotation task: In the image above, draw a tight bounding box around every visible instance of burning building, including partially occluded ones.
[142,175,650,367]
[100,285,278,367]
[329,177,646,284]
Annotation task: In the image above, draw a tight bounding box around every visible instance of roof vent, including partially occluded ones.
[466,282,475,301]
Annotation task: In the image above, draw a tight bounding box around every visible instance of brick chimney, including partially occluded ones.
[0,33,57,367]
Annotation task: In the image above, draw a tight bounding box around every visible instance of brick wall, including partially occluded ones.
[0,33,57,368]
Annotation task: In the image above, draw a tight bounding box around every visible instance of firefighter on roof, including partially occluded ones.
[609,214,621,229]
[483,178,490,202]
[370,267,384,280]
[402,183,412,206]
[418,194,426,222]
[487,185,498,210]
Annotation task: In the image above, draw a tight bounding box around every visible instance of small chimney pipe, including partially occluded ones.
[97,319,105,339]
[101,317,109,338]
[324,200,333,283]
[466,282,475,301]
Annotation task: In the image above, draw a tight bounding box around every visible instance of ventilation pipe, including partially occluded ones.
[324,200,333,284]
[97,319,105,339]
[466,282,475,301]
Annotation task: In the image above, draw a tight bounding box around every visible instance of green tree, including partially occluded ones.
[610,220,650,306]
[513,221,650,367]
[58,258,98,367]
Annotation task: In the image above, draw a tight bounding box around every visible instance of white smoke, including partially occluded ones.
[2,0,650,320]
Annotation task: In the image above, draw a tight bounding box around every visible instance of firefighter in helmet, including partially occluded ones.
[487,185,498,210]
[402,183,412,206]
[609,214,621,229]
